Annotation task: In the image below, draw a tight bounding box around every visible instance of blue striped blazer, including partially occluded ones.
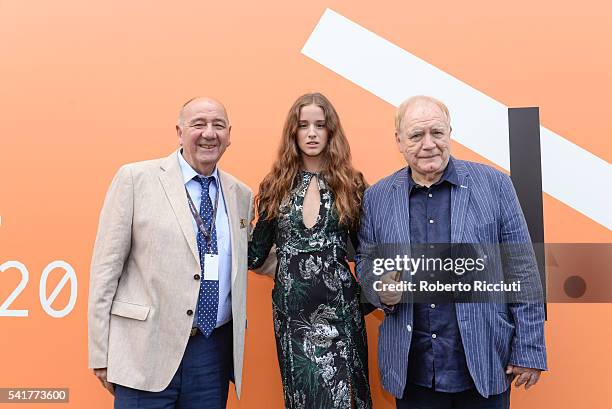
[356,158,547,398]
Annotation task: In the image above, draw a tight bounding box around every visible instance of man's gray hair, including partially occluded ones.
[176,97,230,127]
[177,97,197,127]
[395,95,451,133]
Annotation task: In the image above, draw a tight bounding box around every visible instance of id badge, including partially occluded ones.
[204,254,219,281]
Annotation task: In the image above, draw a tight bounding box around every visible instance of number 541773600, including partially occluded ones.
[0,260,77,318]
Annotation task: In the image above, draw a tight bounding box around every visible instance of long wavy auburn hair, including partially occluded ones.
[256,93,367,229]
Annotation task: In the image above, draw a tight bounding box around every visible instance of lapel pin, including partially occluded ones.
[240,218,247,229]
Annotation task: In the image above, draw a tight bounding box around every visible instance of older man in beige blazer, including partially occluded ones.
[88,97,252,408]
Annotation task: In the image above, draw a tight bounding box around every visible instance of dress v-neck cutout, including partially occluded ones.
[302,172,321,229]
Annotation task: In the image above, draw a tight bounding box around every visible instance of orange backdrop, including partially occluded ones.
[1,0,610,408]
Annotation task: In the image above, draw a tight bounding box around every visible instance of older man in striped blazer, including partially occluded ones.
[356,96,547,408]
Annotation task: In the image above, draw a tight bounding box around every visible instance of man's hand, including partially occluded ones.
[93,368,115,396]
[377,271,403,306]
[505,365,541,390]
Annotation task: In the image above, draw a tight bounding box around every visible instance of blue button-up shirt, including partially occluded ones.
[178,151,232,328]
[407,158,473,393]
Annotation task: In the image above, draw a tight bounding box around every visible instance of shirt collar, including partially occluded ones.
[177,149,220,186]
[407,156,459,188]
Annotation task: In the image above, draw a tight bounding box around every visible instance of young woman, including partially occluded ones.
[249,93,372,409]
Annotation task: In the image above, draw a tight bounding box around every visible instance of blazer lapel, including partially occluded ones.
[390,169,414,292]
[391,168,412,245]
[219,170,238,286]
[158,151,200,264]
[451,160,470,244]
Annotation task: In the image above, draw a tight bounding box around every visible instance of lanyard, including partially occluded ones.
[185,177,220,252]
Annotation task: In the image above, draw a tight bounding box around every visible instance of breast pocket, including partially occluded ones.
[475,221,499,243]
[473,222,504,283]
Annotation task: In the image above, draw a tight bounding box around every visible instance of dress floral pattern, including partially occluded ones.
[249,171,372,409]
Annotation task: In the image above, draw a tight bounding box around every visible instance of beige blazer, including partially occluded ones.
[88,151,252,396]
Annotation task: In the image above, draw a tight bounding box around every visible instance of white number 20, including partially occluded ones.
[0,260,77,318]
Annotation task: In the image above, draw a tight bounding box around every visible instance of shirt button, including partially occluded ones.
[406,324,412,332]
[432,333,437,339]
[428,193,433,198]
[194,274,201,280]
[429,219,434,224]
[431,304,436,309]
[186,309,193,316]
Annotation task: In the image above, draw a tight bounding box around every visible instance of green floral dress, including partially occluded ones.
[249,171,372,409]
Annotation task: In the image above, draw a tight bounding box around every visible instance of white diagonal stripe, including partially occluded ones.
[302,9,611,230]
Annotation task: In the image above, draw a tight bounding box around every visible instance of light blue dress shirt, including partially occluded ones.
[178,151,232,328]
